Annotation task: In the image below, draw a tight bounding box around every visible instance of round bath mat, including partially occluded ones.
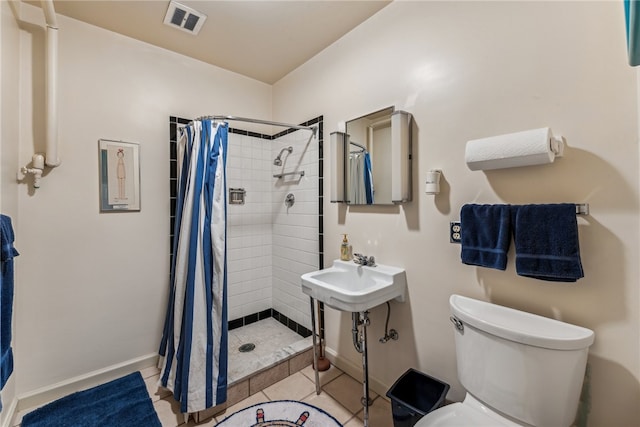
[215,399,343,427]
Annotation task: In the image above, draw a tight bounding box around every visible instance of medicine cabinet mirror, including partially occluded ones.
[330,107,412,205]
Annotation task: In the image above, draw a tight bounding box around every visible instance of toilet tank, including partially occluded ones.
[449,295,594,427]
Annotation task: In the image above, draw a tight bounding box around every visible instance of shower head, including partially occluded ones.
[273,146,293,166]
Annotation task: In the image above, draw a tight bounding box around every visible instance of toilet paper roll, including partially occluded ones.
[465,127,562,171]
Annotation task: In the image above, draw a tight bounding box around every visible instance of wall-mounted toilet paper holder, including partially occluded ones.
[549,135,565,157]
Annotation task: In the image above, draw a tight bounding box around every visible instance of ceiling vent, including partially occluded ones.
[163,1,207,35]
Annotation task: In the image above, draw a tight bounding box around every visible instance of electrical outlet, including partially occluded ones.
[450,221,461,243]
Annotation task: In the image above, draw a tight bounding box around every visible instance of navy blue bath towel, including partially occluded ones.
[0,215,18,396]
[460,204,512,270]
[513,204,584,282]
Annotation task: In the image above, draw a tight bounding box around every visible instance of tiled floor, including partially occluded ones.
[13,364,392,427]
[13,318,393,426]
[145,364,393,426]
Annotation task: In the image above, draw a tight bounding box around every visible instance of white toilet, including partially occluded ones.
[417,294,594,427]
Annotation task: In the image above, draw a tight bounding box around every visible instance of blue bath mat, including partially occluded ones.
[21,371,161,427]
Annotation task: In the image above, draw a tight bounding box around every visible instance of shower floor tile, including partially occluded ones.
[228,317,309,384]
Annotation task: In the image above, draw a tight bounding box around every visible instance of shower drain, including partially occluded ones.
[238,343,255,353]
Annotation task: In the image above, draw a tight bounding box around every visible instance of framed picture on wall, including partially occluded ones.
[98,139,141,212]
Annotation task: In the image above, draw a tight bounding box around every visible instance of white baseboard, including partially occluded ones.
[1,397,19,427]
[323,347,390,402]
[7,353,158,427]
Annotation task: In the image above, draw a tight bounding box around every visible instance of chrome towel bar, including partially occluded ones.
[450,203,589,243]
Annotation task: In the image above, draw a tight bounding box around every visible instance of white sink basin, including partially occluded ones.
[301,259,407,312]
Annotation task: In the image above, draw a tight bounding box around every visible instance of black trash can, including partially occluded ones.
[386,368,450,427]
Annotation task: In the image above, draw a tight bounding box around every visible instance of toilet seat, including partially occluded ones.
[415,395,524,427]
[415,403,503,426]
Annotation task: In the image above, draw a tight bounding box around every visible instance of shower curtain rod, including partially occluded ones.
[350,141,366,153]
[194,115,317,136]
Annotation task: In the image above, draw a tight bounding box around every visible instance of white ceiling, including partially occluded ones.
[33,0,391,84]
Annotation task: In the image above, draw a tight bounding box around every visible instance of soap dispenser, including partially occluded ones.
[340,234,352,261]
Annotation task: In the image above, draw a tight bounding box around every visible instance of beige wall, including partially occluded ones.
[1,0,21,423]
[5,1,640,426]
[274,1,639,426]
[1,0,21,224]
[14,3,271,396]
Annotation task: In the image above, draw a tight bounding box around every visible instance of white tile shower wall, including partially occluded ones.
[227,132,273,321]
[271,130,319,330]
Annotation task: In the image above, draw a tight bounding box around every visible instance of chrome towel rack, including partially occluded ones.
[574,203,590,215]
[450,203,589,243]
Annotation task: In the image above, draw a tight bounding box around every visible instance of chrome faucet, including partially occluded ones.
[353,253,376,267]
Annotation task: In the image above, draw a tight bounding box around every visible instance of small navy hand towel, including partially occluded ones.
[460,204,512,270]
[513,204,584,282]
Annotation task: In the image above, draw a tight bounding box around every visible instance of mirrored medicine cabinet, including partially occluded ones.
[330,107,412,205]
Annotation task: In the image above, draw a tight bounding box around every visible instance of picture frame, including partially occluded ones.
[98,139,141,212]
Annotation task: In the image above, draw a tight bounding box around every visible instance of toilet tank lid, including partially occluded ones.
[449,295,595,350]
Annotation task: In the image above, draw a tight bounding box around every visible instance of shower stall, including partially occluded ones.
[168,115,323,413]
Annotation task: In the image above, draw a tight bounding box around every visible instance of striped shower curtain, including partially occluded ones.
[159,119,228,413]
[349,152,374,204]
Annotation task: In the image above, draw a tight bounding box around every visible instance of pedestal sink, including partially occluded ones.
[301,259,406,427]
[301,259,407,312]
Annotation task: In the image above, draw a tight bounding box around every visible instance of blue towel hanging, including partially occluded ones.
[513,204,584,282]
[625,0,640,65]
[363,152,374,204]
[0,215,18,396]
[460,204,512,270]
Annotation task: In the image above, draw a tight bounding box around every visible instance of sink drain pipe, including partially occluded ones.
[352,311,372,427]
[351,312,366,353]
